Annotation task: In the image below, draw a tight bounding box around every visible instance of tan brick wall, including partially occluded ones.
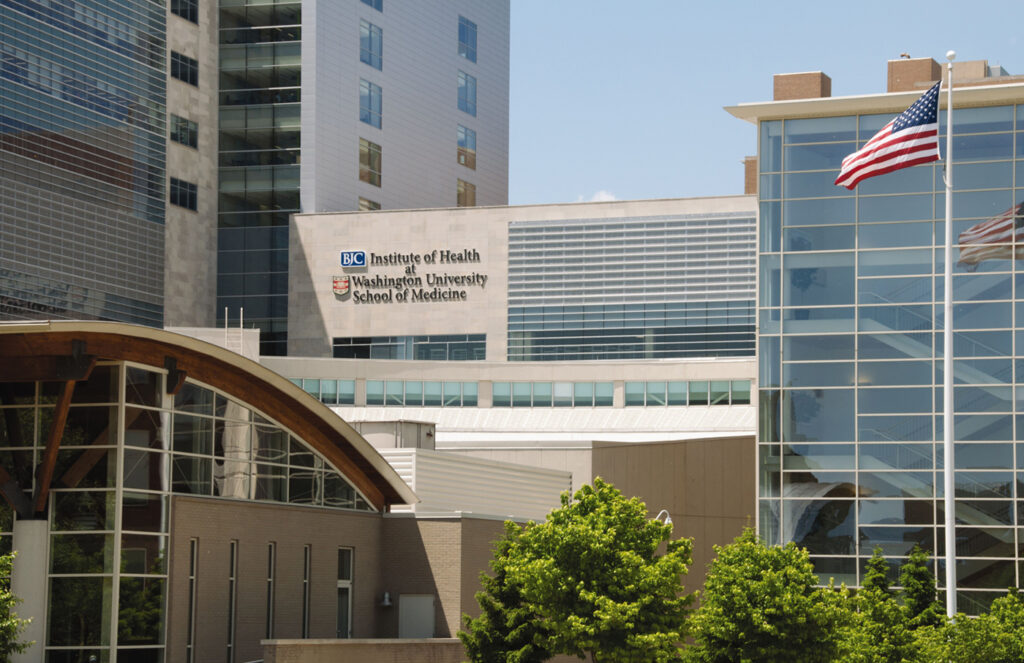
[887,58,941,92]
[168,497,385,663]
[264,638,465,663]
[743,156,757,195]
[591,436,756,592]
[380,518,462,638]
[459,518,507,621]
[773,72,831,100]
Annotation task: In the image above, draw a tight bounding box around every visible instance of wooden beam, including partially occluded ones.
[33,380,75,514]
[0,355,94,382]
[165,356,187,396]
[60,409,143,488]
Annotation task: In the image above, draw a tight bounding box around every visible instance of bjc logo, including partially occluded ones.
[340,251,366,267]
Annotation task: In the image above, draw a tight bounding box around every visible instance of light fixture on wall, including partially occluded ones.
[654,509,672,526]
[381,591,393,607]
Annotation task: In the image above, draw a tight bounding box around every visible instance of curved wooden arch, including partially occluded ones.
[0,321,417,511]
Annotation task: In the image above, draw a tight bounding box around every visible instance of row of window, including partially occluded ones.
[287,378,752,408]
[332,334,485,360]
[493,382,613,407]
[357,15,477,71]
[367,380,477,407]
[357,82,476,173]
[186,541,353,663]
[625,380,752,406]
[358,137,475,205]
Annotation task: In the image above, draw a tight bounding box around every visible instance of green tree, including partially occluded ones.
[466,478,693,663]
[688,528,851,663]
[0,552,32,662]
[898,546,943,628]
[915,589,1024,663]
[837,549,916,663]
[460,522,552,663]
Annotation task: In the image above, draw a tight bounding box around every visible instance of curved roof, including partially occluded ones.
[0,321,417,510]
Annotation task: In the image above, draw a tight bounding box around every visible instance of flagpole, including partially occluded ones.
[942,49,956,620]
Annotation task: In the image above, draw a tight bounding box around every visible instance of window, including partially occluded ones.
[302,545,311,638]
[170,177,198,210]
[186,539,198,663]
[171,0,198,23]
[170,114,198,148]
[457,125,476,169]
[360,20,382,70]
[359,139,381,187]
[457,70,476,115]
[266,542,276,638]
[360,0,382,10]
[457,179,476,207]
[359,79,382,128]
[170,51,198,86]
[227,541,238,662]
[337,548,353,638]
[358,197,381,211]
[458,16,477,62]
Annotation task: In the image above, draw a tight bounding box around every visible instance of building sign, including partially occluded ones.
[334,248,487,304]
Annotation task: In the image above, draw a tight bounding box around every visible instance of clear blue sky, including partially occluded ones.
[508,0,1023,205]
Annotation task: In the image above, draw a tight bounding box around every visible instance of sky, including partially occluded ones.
[507,0,1024,205]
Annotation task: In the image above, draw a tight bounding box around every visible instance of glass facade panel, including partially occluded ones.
[759,103,1024,603]
[0,0,169,332]
[507,213,755,360]
[218,4,302,355]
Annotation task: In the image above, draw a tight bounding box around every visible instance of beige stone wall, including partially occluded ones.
[591,436,756,591]
[164,2,219,326]
[167,497,386,663]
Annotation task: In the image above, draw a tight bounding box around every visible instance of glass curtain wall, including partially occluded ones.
[217,0,302,355]
[0,0,166,326]
[0,362,373,661]
[507,214,756,360]
[758,104,1024,613]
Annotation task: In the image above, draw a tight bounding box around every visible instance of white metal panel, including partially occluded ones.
[378,448,569,521]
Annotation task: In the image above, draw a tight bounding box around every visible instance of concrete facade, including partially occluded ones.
[288,196,757,359]
[164,1,220,327]
[301,0,509,213]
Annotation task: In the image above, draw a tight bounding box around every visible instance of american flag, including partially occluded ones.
[957,202,1024,271]
[834,81,941,189]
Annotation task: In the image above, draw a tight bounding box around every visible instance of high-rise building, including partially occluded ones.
[2,0,511,353]
[729,58,1024,612]
[1,0,170,327]
[216,0,511,355]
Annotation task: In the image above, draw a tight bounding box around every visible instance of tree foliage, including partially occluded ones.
[461,478,693,663]
[460,522,552,663]
[688,528,850,663]
[898,546,943,629]
[838,548,915,663]
[0,553,32,662]
[914,589,1024,663]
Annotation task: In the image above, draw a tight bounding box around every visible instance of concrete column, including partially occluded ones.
[11,519,46,663]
